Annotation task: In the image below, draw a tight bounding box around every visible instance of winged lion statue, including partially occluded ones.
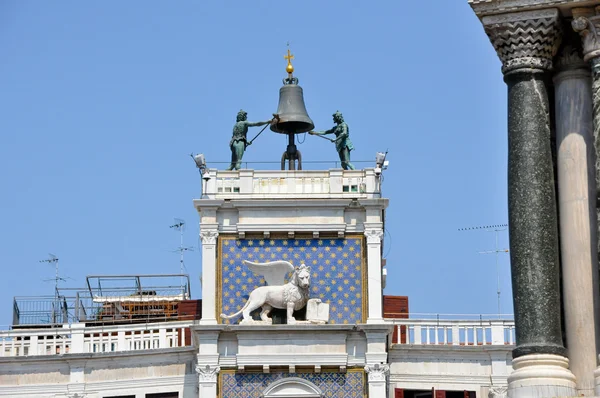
[220,260,311,324]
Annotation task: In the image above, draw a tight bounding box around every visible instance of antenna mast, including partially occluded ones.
[40,253,66,324]
[459,224,510,315]
[170,218,194,289]
[40,254,61,298]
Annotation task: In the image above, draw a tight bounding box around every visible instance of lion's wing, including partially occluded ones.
[242,260,294,286]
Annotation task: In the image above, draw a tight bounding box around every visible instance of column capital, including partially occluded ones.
[364,229,383,244]
[488,386,508,398]
[572,12,600,62]
[196,364,220,383]
[364,363,389,382]
[555,25,588,73]
[200,229,219,245]
[482,8,562,74]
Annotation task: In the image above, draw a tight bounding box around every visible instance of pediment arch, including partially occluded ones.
[262,377,323,397]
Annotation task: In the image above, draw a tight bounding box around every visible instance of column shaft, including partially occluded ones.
[555,64,600,395]
[479,8,576,397]
[200,230,218,325]
[365,229,383,323]
[505,69,565,358]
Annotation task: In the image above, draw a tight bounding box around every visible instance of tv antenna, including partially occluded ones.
[458,224,510,315]
[40,253,71,324]
[40,254,68,296]
[169,218,194,286]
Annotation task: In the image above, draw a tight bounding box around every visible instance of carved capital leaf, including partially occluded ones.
[555,43,586,71]
[196,364,220,382]
[364,363,389,382]
[488,386,508,398]
[572,15,600,61]
[482,9,562,73]
[200,230,219,245]
[365,229,383,244]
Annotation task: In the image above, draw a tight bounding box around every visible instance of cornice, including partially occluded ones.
[0,346,196,366]
[470,0,600,18]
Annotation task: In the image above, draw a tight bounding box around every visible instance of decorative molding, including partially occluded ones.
[237,223,347,233]
[200,230,219,245]
[262,377,323,397]
[488,386,508,398]
[365,229,384,244]
[364,363,389,382]
[235,353,349,367]
[196,364,220,383]
[572,15,600,61]
[481,9,562,73]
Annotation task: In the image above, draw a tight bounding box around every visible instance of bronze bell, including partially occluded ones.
[270,84,314,134]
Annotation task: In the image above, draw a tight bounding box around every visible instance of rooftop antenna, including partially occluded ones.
[40,254,63,296]
[40,253,70,323]
[170,218,194,290]
[458,224,509,316]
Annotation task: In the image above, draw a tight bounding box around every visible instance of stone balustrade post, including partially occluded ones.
[29,335,40,356]
[480,8,576,397]
[239,169,253,194]
[117,330,126,351]
[67,323,85,354]
[490,321,505,346]
[329,169,343,193]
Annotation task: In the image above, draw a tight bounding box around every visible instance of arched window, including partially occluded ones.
[262,377,323,397]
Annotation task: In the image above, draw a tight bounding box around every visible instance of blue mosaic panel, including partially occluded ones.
[221,371,365,398]
[218,237,365,325]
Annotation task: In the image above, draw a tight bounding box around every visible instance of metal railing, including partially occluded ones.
[205,160,378,171]
[0,320,193,357]
[12,296,70,326]
[13,274,192,326]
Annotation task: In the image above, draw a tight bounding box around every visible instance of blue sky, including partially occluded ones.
[0,1,511,326]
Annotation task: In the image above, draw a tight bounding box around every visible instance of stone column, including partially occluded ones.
[199,228,219,325]
[364,363,388,398]
[554,30,600,396]
[196,364,219,398]
[364,226,384,324]
[573,7,600,395]
[481,9,576,397]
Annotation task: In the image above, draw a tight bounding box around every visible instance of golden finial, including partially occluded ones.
[284,46,294,74]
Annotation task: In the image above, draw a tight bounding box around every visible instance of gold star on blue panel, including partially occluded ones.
[219,237,365,324]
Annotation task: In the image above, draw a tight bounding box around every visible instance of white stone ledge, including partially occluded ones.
[193,324,360,332]
[0,345,196,364]
[236,353,349,367]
